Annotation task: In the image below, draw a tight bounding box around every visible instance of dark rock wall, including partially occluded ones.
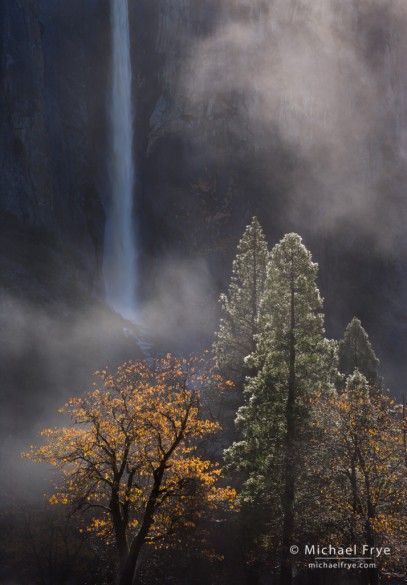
[0,0,109,298]
[0,0,406,392]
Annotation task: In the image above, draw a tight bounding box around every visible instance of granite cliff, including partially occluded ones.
[0,0,109,302]
[1,0,407,395]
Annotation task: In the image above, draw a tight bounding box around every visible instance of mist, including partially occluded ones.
[180,0,407,253]
[140,256,218,350]
[0,253,221,500]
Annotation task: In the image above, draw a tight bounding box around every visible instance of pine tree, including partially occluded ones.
[213,217,269,388]
[338,317,381,391]
[226,233,337,585]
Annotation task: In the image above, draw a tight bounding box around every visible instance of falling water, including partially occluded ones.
[103,0,136,319]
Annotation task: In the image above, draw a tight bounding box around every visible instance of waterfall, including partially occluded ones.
[103,0,137,320]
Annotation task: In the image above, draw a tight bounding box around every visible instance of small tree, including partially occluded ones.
[226,233,337,585]
[24,354,235,585]
[338,317,381,391]
[213,217,269,389]
[314,370,407,584]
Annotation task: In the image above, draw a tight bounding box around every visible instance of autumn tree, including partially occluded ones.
[24,354,235,585]
[226,233,337,585]
[338,317,381,391]
[213,217,269,389]
[313,370,407,584]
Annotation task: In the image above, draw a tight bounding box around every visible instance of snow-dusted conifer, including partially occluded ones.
[213,217,269,387]
[338,317,381,391]
[226,233,337,585]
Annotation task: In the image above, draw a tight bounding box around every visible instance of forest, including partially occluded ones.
[2,220,403,585]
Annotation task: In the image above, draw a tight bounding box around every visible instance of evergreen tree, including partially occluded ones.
[226,233,337,585]
[338,317,381,391]
[211,219,269,584]
[213,217,269,388]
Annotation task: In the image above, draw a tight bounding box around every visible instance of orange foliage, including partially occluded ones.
[23,354,235,561]
[312,382,407,573]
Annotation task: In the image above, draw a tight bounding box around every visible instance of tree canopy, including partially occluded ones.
[24,354,235,585]
[19,224,407,585]
[313,370,407,584]
[338,317,381,390]
[226,233,337,585]
[213,216,269,387]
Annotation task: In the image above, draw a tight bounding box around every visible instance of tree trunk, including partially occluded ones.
[118,429,185,585]
[118,495,156,585]
[360,453,379,585]
[365,521,379,585]
[110,487,130,574]
[280,281,296,585]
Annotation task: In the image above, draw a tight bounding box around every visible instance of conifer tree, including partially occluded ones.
[226,233,337,585]
[338,317,381,391]
[213,217,269,388]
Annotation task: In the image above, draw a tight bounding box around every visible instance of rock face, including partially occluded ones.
[1,0,407,392]
[0,1,144,441]
[0,0,109,299]
[132,0,407,393]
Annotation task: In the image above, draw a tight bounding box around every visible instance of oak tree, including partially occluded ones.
[313,370,407,584]
[24,354,235,585]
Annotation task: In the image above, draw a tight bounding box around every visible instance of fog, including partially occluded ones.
[0,292,142,503]
[140,256,218,350]
[181,0,407,252]
[0,253,220,502]
[2,0,407,507]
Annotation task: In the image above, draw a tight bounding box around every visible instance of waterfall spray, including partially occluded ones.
[103,0,137,320]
